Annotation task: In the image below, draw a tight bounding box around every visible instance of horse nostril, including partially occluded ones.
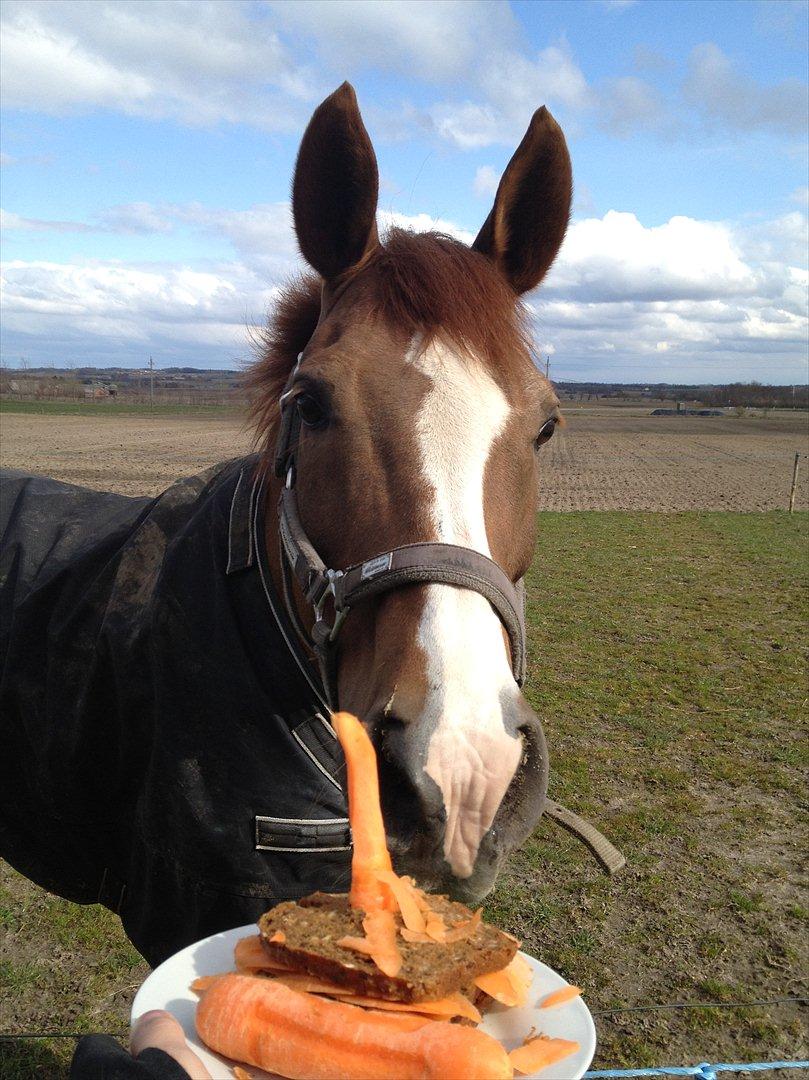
[373,715,445,850]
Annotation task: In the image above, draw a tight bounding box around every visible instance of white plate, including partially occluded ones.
[132,924,596,1080]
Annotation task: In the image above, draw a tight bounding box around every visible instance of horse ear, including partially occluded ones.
[472,106,572,296]
[292,82,380,280]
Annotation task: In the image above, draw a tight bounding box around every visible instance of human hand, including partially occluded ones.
[130,1010,212,1079]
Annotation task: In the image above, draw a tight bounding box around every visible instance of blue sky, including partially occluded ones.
[1,0,807,381]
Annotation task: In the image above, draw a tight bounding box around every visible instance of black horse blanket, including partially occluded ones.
[0,458,351,965]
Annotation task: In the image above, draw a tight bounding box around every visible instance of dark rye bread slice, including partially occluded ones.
[258,892,517,1003]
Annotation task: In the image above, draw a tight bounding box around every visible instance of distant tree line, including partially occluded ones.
[700,382,808,409]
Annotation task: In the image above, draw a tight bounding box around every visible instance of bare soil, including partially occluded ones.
[1,407,806,509]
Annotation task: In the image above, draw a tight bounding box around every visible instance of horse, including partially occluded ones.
[0,84,613,968]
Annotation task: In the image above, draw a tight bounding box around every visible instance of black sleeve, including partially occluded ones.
[70,1035,192,1080]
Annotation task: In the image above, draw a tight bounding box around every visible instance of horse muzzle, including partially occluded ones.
[373,700,549,903]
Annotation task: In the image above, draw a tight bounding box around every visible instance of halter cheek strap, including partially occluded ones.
[274,353,527,706]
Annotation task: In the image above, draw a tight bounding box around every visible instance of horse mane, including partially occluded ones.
[247,228,530,451]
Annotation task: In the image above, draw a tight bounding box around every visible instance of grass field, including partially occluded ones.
[1,511,807,1078]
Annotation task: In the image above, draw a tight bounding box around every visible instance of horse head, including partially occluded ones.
[251,83,572,904]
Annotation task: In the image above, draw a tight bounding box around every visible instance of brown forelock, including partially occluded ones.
[246,227,535,459]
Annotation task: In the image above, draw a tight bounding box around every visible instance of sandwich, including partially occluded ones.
[193,713,582,1078]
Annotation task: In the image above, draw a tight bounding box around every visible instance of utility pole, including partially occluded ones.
[545,355,550,380]
[149,355,155,411]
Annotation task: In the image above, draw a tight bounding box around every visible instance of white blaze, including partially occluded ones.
[409,338,524,878]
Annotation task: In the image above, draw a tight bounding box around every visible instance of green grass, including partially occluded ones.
[0,398,236,418]
[487,511,808,1067]
[2,511,807,1075]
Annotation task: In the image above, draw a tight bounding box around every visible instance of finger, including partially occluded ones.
[131,1010,213,1079]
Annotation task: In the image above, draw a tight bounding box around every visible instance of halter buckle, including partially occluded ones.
[312,568,347,643]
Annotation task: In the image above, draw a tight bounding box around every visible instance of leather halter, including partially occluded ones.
[274,352,527,708]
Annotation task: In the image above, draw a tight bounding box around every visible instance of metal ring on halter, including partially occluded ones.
[312,569,348,643]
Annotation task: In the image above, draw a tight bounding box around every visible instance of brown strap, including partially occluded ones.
[278,487,527,685]
[544,799,626,875]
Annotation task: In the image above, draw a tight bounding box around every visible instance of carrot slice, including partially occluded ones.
[336,991,482,1024]
[442,909,483,943]
[399,927,434,944]
[424,910,447,943]
[233,935,293,974]
[332,713,394,913]
[474,954,533,1007]
[538,984,582,1009]
[363,909,402,977]
[196,973,513,1079]
[375,869,427,933]
[509,1035,580,1074]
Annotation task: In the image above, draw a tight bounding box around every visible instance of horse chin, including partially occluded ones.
[386,838,503,908]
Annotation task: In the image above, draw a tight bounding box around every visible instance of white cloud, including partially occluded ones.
[683,42,807,134]
[0,0,316,128]
[473,166,500,199]
[266,0,517,84]
[428,41,592,149]
[0,208,96,233]
[544,211,761,302]
[789,186,809,209]
[2,203,806,379]
[528,208,808,378]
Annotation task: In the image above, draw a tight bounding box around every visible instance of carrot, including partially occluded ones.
[332,712,395,913]
[233,935,292,974]
[509,1035,579,1074]
[270,976,482,1022]
[474,954,533,1007]
[538,984,582,1009]
[196,973,513,1080]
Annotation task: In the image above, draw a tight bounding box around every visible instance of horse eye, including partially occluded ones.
[296,392,328,429]
[534,416,558,449]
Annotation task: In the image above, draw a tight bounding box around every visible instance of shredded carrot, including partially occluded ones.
[424,910,447,943]
[233,935,293,974]
[362,909,402,977]
[375,869,427,933]
[331,713,395,913]
[339,991,482,1023]
[337,935,376,956]
[442,909,483,944]
[399,927,434,944]
[509,1034,580,1074]
[268,930,286,944]
[538,984,582,1009]
[474,954,533,1007]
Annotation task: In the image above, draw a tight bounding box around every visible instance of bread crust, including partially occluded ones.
[258,892,517,1003]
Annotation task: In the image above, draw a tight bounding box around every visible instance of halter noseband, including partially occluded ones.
[274,352,527,708]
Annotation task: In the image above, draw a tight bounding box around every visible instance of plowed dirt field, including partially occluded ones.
[1,407,807,509]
